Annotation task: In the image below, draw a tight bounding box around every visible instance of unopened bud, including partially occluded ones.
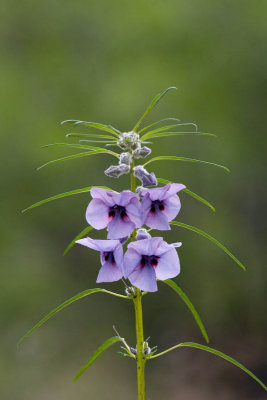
[104,163,130,178]
[119,152,132,165]
[132,146,151,159]
[136,228,151,241]
[133,165,157,187]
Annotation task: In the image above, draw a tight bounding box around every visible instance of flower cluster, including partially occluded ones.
[104,131,155,187]
[76,183,185,292]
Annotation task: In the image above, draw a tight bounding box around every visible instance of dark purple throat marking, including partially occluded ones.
[109,205,128,220]
[150,200,165,213]
[140,255,159,268]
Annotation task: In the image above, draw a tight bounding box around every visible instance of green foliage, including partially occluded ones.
[170,221,246,270]
[64,226,94,255]
[61,120,121,136]
[132,87,177,132]
[22,186,116,212]
[37,149,119,170]
[141,131,216,140]
[73,337,123,381]
[162,279,209,343]
[138,118,181,134]
[150,342,267,391]
[18,289,128,345]
[144,156,230,172]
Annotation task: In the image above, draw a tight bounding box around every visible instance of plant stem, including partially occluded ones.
[133,288,146,400]
[130,159,146,399]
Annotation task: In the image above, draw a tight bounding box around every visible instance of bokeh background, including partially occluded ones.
[1,0,266,399]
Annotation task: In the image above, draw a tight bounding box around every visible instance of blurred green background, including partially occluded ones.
[1,0,266,399]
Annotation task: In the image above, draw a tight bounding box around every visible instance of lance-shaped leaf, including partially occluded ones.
[142,131,216,141]
[162,279,209,343]
[73,336,122,381]
[66,132,117,141]
[22,186,116,212]
[61,120,120,136]
[42,143,117,152]
[18,289,128,345]
[144,156,230,172]
[149,342,267,392]
[170,221,246,270]
[64,226,94,255]
[157,178,215,212]
[133,87,177,132]
[37,149,120,170]
[141,122,198,138]
[138,117,181,134]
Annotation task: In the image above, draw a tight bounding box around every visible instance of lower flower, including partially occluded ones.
[76,238,123,282]
[123,237,181,292]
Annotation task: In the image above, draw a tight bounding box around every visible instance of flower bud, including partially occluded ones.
[117,131,140,150]
[133,165,157,187]
[119,152,132,165]
[132,146,151,159]
[136,228,151,241]
[104,163,130,178]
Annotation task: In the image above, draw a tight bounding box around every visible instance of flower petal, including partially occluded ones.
[90,187,116,206]
[128,264,158,292]
[96,262,123,282]
[76,237,120,252]
[126,197,143,227]
[163,194,181,221]
[145,208,170,230]
[127,237,164,257]
[123,247,141,277]
[107,215,135,239]
[86,199,110,229]
[155,247,180,281]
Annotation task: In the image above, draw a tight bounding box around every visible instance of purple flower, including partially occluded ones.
[124,237,181,292]
[86,188,142,239]
[76,237,123,282]
[139,183,186,230]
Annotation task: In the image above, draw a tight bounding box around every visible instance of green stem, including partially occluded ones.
[130,159,145,399]
[133,288,146,400]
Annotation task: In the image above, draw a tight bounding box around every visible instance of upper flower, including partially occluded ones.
[86,188,142,239]
[124,237,181,292]
[139,183,186,230]
[76,237,123,283]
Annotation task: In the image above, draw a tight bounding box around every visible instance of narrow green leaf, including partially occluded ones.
[157,178,215,212]
[18,290,128,345]
[162,279,209,343]
[144,156,230,173]
[79,140,116,144]
[183,188,215,212]
[61,120,120,137]
[73,337,122,381]
[22,186,115,212]
[138,117,181,134]
[170,221,246,270]
[133,87,177,132]
[42,143,116,151]
[64,226,94,255]
[37,149,119,170]
[142,131,216,141]
[141,123,199,139]
[66,133,117,140]
[150,342,267,392]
